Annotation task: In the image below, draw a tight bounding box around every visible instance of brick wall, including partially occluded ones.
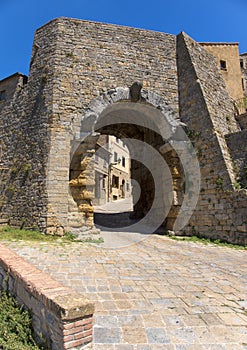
[0,244,94,349]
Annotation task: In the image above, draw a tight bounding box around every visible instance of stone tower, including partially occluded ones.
[0,18,246,244]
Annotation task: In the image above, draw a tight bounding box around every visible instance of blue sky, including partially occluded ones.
[0,0,246,80]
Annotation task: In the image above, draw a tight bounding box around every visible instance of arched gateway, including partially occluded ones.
[47,85,200,237]
[0,17,246,244]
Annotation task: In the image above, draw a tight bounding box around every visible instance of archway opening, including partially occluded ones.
[69,116,185,234]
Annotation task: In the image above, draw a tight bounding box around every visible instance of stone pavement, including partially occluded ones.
[4,232,247,349]
[94,198,151,248]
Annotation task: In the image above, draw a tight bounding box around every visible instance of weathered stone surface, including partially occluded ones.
[0,17,246,244]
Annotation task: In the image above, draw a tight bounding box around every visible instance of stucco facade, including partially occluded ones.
[200,43,244,103]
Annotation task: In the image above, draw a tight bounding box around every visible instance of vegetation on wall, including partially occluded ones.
[0,291,41,350]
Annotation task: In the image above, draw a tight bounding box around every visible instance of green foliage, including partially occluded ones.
[216,177,224,189]
[235,96,247,112]
[0,226,71,243]
[6,184,15,193]
[41,74,47,83]
[0,291,40,350]
[233,182,242,190]
[81,237,104,244]
[0,226,104,244]
[186,129,201,140]
[22,163,32,174]
[167,234,246,250]
[65,52,74,58]
[0,226,58,242]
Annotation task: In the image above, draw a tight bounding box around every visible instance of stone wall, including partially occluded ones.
[177,32,239,189]
[0,73,27,102]
[0,66,52,231]
[0,17,246,244]
[226,130,247,188]
[240,53,247,97]
[31,17,179,235]
[177,32,246,245]
[0,244,94,349]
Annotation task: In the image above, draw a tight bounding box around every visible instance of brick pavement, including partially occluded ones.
[4,234,247,350]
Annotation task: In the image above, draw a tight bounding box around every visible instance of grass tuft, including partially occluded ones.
[166,233,246,250]
[0,226,104,244]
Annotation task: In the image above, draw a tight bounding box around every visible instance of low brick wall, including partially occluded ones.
[0,244,94,350]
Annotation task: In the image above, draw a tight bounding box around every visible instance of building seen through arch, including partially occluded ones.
[93,135,131,205]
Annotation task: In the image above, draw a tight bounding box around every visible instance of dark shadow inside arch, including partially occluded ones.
[69,99,186,237]
[92,124,162,232]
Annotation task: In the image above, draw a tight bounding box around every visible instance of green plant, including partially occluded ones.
[41,74,47,83]
[186,129,201,140]
[233,182,242,190]
[11,166,18,175]
[0,291,41,349]
[0,226,104,244]
[216,177,224,189]
[63,231,77,241]
[81,237,104,244]
[196,147,202,157]
[166,234,246,250]
[22,163,31,174]
[65,52,74,58]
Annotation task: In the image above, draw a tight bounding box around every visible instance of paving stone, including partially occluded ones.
[146,327,170,344]
[122,326,147,344]
[117,315,144,327]
[93,326,121,343]
[5,234,247,348]
[142,312,165,327]
[200,313,224,326]
[114,345,134,350]
[217,312,247,326]
[95,315,118,327]
[167,326,197,344]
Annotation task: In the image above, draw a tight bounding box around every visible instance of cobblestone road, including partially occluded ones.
[5,233,247,350]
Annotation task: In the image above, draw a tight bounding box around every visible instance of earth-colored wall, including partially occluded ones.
[200,43,244,102]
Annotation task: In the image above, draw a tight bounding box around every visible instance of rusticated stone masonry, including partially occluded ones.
[0,17,246,244]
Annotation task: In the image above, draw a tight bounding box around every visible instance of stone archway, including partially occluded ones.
[68,85,190,236]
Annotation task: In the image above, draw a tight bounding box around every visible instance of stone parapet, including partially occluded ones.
[0,244,94,349]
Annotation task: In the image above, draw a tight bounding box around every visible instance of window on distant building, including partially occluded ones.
[112,175,119,188]
[240,59,244,69]
[220,60,227,71]
[0,90,6,101]
[122,156,125,167]
[114,152,118,163]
